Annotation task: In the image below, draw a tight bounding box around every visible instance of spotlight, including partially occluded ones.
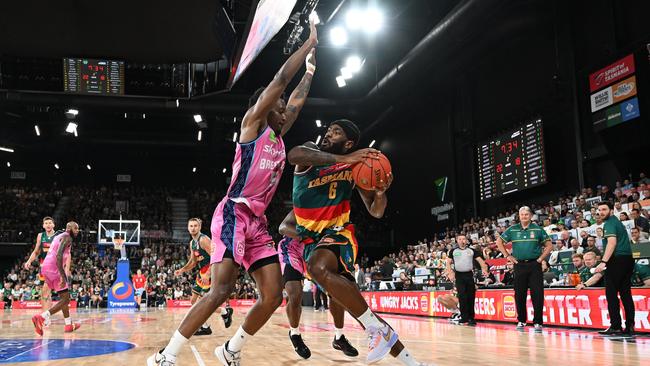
[194,114,203,123]
[54,163,60,170]
[74,128,78,137]
[345,9,363,30]
[336,76,347,88]
[175,99,180,108]
[369,140,376,148]
[142,113,146,119]
[346,56,363,73]
[364,8,384,33]
[341,67,353,80]
[34,125,41,136]
[192,167,197,173]
[315,135,322,145]
[197,130,202,141]
[232,132,238,142]
[66,109,79,116]
[124,113,128,119]
[6,162,10,167]
[330,27,348,46]
[65,122,77,134]
[222,168,227,173]
[86,164,92,170]
[0,146,15,153]
[315,120,322,127]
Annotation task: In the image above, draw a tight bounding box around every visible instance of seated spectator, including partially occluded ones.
[631,209,650,234]
[542,260,559,285]
[631,263,650,287]
[619,212,630,221]
[399,272,413,291]
[631,227,649,244]
[575,252,605,289]
[569,239,584,255]
[583,236,602,257]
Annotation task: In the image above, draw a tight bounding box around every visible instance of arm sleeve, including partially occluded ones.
[499,227,511,242]
[603,220,616,238]
[539,229,550,245]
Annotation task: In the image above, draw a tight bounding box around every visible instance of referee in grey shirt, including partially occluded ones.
[446,235,489,325]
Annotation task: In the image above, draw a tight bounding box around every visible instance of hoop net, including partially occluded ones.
[113,238,125,251]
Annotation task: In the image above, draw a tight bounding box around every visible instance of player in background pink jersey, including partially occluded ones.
[31,221,81,336]
[148,18,318,366]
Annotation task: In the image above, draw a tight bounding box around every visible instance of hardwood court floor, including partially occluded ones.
[0,306,648,365]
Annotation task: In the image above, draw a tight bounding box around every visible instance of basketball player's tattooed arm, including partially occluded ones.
[288,145,380,172]
[23,233,42,270]
[279,210,299,239]
[281,51,316,137]
[241,19,317,139]
[56,236,70,285]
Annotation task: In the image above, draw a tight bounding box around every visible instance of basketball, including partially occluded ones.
[352,153,392,191]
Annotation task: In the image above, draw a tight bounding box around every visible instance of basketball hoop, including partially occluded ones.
[113,237,125,251]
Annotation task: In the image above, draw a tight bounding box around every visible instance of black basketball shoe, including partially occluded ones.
[332,335,359,357]
[222,307,234,329]
[289,331,311,359]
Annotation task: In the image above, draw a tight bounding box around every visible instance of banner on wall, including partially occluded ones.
[589,54,635,92]
[12,300,77,309]
[363,288,650,332]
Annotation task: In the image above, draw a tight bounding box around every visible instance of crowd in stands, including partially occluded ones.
[0,186,62,242]
[358,172,650,291]
[1,240,259,308]
[3,173,649,306]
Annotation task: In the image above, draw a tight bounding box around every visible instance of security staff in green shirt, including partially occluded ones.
[593,201,635,336]
[496,206,552,332]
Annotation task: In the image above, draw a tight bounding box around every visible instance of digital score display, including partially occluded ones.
[63,58,125,95]
[477,120,547,200]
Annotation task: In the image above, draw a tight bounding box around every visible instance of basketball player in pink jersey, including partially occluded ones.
[148,18,318,366]
[31,221,81,335]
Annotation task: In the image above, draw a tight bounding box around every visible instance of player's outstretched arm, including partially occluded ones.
[241,19,318,138]
[23,233,42,270]
[288,146,379,167]
[281,50,316,137]
[175,247,197,276]
[279,210,299,239]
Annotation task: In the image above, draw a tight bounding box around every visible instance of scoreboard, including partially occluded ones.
[63,58,125,95]
[477,120,547,200]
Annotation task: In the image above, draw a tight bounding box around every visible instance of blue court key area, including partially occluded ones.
[0,339,135,363]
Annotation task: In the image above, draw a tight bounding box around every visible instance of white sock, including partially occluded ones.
[41,311,51,320]
[357,308,383,329]
[290,327,300,336]
[162,330,189,357]
[64,317,72,325]
[220,307,228,315]
[227,326,251,353]
[396,348,419,366]
[335,328,344,340]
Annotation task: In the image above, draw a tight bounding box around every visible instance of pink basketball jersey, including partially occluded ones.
[227,127,286,217]
[41,232,71,270]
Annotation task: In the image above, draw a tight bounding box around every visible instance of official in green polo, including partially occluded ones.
[593,201,635,336]
[496,206,552,332]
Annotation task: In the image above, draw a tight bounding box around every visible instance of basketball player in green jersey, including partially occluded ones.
[24,216,63,313]
[175,218,233,335]
[287,120,432,365]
